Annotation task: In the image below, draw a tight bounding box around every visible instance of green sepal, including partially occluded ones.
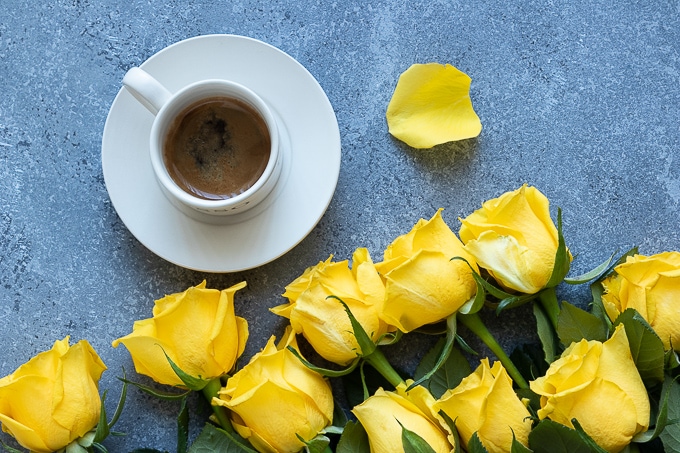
[377,329,403,346]
[0,436,24,453]
[93,390,111,444]
[187,422,257,453]
[296,433,331,453]
[557,301,609,345]
[414,337,471,399]
[466,433,489,453]
[564,251,616,285]
[287,346,360,377]
[571,419,609,453]
[496,293,539,315]
[437,411,462,453]
[665,347,680,371]
[408,314,457,391]
[545,208,571,288]
[398,421,438,453]
[336,421,370,453]
[162,349,210,391]
[510,429,533,453]
[328,295,377,357]
[106,368,128,431]
[614,309,666,385]
[451,256,514,301]
[118,377,192,401]
[455,333,478,356]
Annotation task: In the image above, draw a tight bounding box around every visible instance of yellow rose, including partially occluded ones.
[601,251,680,351]
[0,337,106,453]
[352,382,455,453]
[434,359,532,453]
[112,280,248,386]
[459,184,567,294]
[271,248,392,365]
[375,209,478,332]
[530,325,650,452]
[213,327,334,453]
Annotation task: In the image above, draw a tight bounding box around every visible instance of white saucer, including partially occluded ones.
[101,35,341,272]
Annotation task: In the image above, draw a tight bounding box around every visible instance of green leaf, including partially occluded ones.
[528,419,596,453]
[564,251,616,285]
[331,402,349,430]
[414,337,471,399]
[336,421,370,453]
[467,432,489,453]
[187,423,257,453]
[557,301,608,345]
[588,281,612,334]
[659,376,680,451]
[118,377,191,401]
[545,208,571,288]
[534,303,559,364]
[408,315,458,391]
[614,309,666,384]
[163,350,210,391]
[177,395,189,453]
[400,422,438,453]
[510,343,549,384]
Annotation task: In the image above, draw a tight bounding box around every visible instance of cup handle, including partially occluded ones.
[122,67,172,115]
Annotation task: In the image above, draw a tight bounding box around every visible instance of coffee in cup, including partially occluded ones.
[121,67,281,216]
[164,96,271,200]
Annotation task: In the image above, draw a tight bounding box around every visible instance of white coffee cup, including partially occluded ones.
[122,67,282,216]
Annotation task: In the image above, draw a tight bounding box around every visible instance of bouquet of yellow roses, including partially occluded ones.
[2,64,678,453]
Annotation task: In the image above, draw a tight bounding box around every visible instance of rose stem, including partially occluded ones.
[458,313,529,389]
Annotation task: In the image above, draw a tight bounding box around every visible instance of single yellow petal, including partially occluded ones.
[386,63,481,149]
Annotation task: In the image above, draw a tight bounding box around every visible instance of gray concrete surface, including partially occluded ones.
[1,0,678,451]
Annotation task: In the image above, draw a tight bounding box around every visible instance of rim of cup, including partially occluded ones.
[149,79,280,212]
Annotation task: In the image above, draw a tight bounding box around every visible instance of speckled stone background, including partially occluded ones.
[1,0,678,451]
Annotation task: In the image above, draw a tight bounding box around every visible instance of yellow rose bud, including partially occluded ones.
[213,327,334,453]
[530,325,650,452]
[375,209,478,332]
[271,249,392,365]
[434,359,532,452]
[459,184,568,294]
[601,251,680,351]
[112,280,248,386]
[0,337,106,453]
[352,382,455,453]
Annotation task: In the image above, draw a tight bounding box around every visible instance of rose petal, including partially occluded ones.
[386,63,481,148]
